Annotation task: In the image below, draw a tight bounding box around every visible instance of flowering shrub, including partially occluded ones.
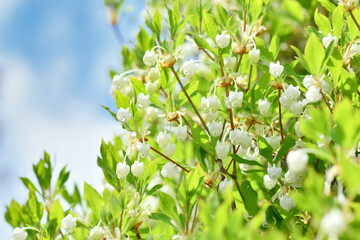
[5,0,360,239]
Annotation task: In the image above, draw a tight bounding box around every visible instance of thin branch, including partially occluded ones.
[150,147,190,172]
[170,67,210,133]
[245,64,253,92]
[235,54,243,73]
[350,10,360,32]
[218,50,225,77]
[201,48,215,61]
[320,90,333,114]
[278,89,284,143]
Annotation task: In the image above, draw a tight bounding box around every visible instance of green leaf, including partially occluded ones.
[283,0,304,22]
[152,9,162,36]
[314,8,332,35]
[269,34,280,62]
[137,26,151,51]
[20,177,39,193]
[291,45,312,73]
[327,48,342,85]
[304,33,325,75]
[178,80,198,106]
[116,90,131,110]
[240,180,258,216]
[49,199,64,225]
[231,154,265,168]
[189,32,217,56]
[84,182,103,220]
[317,0,335,13]
[202,11,218,41]
[332,6,344,38]
[258,136,274,164]
[251,0,263,22]
[217,3,228,26]
[348,9,360,39]
[158,191,179,222]
[255,37,273,62]
[274,136,296,164]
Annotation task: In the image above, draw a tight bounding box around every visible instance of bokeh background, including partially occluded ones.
[0,0,143,235]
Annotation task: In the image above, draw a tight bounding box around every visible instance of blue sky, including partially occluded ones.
[0,0,143,236]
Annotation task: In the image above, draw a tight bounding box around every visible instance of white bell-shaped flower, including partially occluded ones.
[161,162,178,178]
[143,50,157,66]
[295,121,303,137]
[61,214,77,232]
[146,81,159,95]
[224,56,236,70]
[286,149,308,173]
[263,174,277,190]
[320,209,346,240]
[163,143,176,157]
[113,74,127,88]
[305,86,322,103]
[279,194,295,211]
[249,48,260,64]
[148,68,160,81]
[182,59,198,77]
[303,75,315,89]
[258,98,271,115]
[228,91,243,108]
[208,121,223,137]
[157,132,171,148]
[229,129,243,145]
[267,163,282,180]
[269,61,284,78]
[136,142,150,158]
[116,162,130,179]
[205,111,219,122]
[131,161,144,177]
[89,225,106,240]
[266,136,281,149]
[136,93,150,109]
[279,94,292,109]
[284,84,300,101]
[215,141,229,159]
[12,227,28,240]
[173,125,187,142]
[290,101,303,117]
[216,32,231,48]
[116,108,132,123]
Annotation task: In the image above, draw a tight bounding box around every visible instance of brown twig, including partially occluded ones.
[201,48,215,61]
[235,54,243,73]
[320,90,333,114]
[350,10,360,32]
[278,89,284,143]
[150,147,190,172]
[170,67,210,133]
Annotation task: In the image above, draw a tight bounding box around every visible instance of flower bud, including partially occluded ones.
[279,194,295,211]
[12,227,28,240]
[136,93,150,109]
[113,74,127,88]
[161,162,178,178]
[148,68,160,82]
[249,48,260,64]
[305,86,322,103]
[286,149,308,173]
[322,33,337,49]
[157,132,171,148]
[61,214,77,232]
[208,121,223,137]
[116,107,132,123]
[258,99,271,115]
[228,91,243,108]
[216,32,231,48]
[263,174,277,190]
[182,59,198,77]
[136,142,150,158]
[160,55,176,68]
[215,141,229,159]
[163,143,176,157]
[173,125,187,142]
[224,56,236,70]
[146,81,159,95]
[131,161,144,177]
[143,50,157,67]
[116,162,130,179]
[269,61,284,78]
[205,111,219,122]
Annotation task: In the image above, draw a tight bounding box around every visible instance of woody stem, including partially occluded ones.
[150,147,190,172]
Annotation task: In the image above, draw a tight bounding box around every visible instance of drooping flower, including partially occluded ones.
[61,214,77,232]
[249,48,260,64]
[131,161,144,177]
[116,108,132,123]
[12,227,28,240]
[143,50,157,66]
[269,61,284,78]
[322,33,337,49]
[116,162,130,179]
[136,93,150,109]
[136,142,150,158]
[216,32,231,48]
